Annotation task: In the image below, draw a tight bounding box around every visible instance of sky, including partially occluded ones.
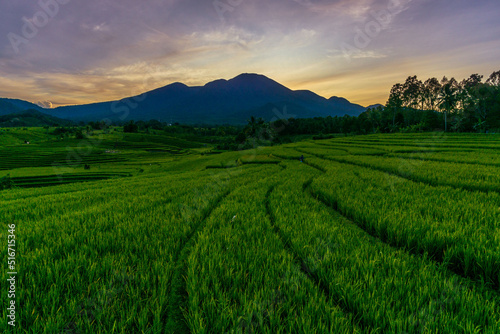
[0,0,499,108]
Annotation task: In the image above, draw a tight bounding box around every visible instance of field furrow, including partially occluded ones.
[269,163,500,333]
[3,129,500,333]
[304,158,500,289]
[185,175,363,333]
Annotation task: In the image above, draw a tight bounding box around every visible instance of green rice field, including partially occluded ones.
[2,129,500,333]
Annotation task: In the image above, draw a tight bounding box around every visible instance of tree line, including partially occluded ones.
[269,70,500,136]
[376,70,500,133]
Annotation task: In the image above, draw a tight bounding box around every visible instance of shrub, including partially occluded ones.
[0,174,16,190]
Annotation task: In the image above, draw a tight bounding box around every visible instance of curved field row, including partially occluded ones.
[392,151,500,167]
[2,133,500,333]
[186,175,363,333]
[0,164,276,333]
[7,172,132,189]
[297,146,500,193]
[269,163,500,333]
[303,156,500,289]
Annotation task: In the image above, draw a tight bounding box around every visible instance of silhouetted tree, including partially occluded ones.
[486,70,500,87]
[402,76,423,109]
[387,83,404,128]
[439,77,459,132]
[123,121,139,133]
[423,78,441,111]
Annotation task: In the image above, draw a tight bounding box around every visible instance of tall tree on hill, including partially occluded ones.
[438,77,459,132]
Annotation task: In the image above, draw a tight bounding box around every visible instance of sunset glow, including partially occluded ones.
[1,0,499,107]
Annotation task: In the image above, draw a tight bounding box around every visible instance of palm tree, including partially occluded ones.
[245,116,265,137]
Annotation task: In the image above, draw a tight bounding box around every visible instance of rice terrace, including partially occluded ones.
[2,0,500,333]
[2,127,500,333]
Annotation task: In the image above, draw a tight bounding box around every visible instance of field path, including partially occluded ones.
[265,182,373,332]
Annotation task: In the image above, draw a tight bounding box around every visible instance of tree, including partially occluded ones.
[483,70,500,129]
[486,70,500,87]
[244,116,265,137]
[75,129,85,139]
[423,78,441,111]
[235,132,246,143]
[387,83,404,128]
[123,121,139,133]
[438,77,458,132]
[402,75,424,109]
[458,74,484,131]
[0,174,15,190]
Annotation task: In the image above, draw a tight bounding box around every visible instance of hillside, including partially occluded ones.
[0,98,45,115]
[0,99,22,116]
[0,109,74,127]
[28,74,367,124]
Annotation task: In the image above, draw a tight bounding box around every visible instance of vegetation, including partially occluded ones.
[0,109,73,128]
[2,127,500,333]
[369,70,500,133]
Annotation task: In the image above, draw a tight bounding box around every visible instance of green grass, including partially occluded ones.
[2,130,500,333]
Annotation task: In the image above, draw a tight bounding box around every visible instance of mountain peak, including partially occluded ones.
[225,73,291,95]
[232,73,267,80]
[328,96,350,104]
[204,79,228,89]
[366,103,384,110]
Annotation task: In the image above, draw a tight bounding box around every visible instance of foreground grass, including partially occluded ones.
[1,131,500,333]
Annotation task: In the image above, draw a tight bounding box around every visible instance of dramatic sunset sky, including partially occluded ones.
[0,0,499,108]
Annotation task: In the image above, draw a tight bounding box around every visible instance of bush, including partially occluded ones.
[124,121,139,133]
[75,130,85,139]
[0,174,16,190]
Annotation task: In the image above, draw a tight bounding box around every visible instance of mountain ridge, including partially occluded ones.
[1,74,371,125]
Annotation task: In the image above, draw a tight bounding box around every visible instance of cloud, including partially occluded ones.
[192,26,264,50]
[327,49,388,60]
[0,0,499,107]
[36,101,53,109]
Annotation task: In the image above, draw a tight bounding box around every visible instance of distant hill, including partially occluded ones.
[0,109,73,128]
[0,98,45,115]
[3,74,370,125]
[365,104,384,110]
[0,99,22,116]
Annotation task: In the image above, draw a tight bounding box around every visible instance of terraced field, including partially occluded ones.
[2,131,500,333]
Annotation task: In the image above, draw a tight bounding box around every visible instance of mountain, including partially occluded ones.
[0,99,22,116]
[5,74,368,125]
[328,96,366,115]
[0,98,44,115]
[0,109,73,128]
[365,104,384,110]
